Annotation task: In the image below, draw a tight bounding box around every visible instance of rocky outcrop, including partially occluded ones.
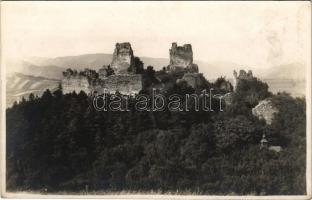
[168,43,198,73]
[252,99,278,125]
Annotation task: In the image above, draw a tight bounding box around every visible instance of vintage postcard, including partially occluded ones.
[1,1,311,199]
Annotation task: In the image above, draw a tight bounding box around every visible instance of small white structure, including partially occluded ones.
[269,146,282,153]
[260,133,282,152]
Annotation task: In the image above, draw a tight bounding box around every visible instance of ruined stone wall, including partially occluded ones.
[62,42,145,96]
[95,74,143,95]
[62,76,91,94]
[111,42,134,75]
[62,75,143,96]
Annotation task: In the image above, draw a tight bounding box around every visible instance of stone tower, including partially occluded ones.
[233,69,253,91]
[111,42,135,75]
[168,43,198,73]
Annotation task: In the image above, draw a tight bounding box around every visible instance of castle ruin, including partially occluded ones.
[62,42,144,96]
[168,43,199,73]
[233,69,254,91]
[231,69,279,125]
[166,43,205,88]
[62,42,207,96]
[111,42,134,75]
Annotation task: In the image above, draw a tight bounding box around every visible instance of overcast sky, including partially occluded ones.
[1,1,310,69]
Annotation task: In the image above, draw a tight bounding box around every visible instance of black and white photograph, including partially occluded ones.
[1,1,311,199]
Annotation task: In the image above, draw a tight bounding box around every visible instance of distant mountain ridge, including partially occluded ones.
[4,54,306,107]
[6,60,65,79]
[26,54,169,72]
[8,53,306,81]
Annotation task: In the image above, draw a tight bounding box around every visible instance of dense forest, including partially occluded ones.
[6,75,306,195]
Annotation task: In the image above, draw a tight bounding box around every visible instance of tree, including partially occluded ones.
[214,115,263,151]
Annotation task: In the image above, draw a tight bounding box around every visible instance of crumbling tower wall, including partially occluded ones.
[233,69,253,91]
[168,43,198,73]
[111,42,135,75]
[62,76,92,94]
[62,42,144,96]
[170,43,193,69]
